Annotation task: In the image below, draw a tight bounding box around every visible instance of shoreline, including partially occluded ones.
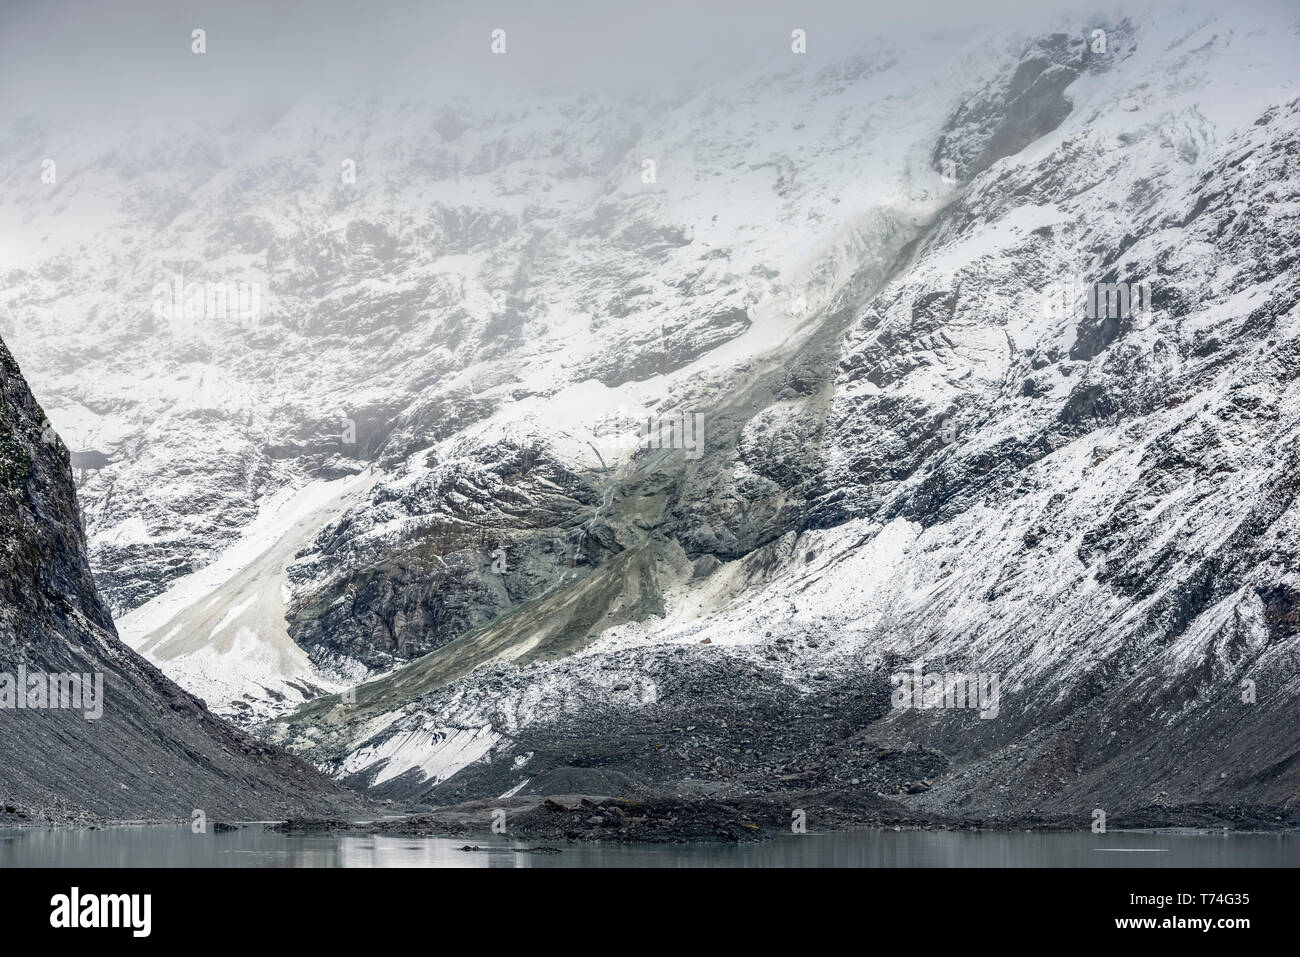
[5,793,1298,843]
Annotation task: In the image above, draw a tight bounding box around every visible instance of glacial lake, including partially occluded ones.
[2,826,1298,867]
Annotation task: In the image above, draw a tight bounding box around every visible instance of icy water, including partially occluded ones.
[1,826,1297,867]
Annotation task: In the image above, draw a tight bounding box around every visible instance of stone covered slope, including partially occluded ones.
[0,336,366,821]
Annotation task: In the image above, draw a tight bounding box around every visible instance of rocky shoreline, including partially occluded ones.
[259,792,1300,844]
[8,790,1297,843]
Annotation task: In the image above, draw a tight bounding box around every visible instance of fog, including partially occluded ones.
[0,0,1188,125]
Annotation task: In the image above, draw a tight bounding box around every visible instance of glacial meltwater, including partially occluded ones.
[2,827,1297,867]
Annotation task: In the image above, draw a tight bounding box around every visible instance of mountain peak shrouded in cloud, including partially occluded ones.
[0,0,1174,125]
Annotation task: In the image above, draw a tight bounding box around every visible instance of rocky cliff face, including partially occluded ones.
[0,335,364,821]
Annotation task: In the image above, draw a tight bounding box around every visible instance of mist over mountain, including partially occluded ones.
[2,0,1299,830]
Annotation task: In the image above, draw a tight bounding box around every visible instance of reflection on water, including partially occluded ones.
[2,826,1298,867]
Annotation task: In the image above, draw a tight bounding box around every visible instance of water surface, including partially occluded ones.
[2,826,1297,867]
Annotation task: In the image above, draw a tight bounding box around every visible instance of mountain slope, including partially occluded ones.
[268,7,1300,822]
[4,2,1300,826]
[0,335,366,821]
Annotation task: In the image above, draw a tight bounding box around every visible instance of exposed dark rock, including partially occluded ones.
[0,336,369,821]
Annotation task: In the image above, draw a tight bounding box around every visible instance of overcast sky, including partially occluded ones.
[0,0,1204,125]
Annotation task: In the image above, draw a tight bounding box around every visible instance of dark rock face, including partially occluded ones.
[580,306,754,388]
[285,437,611,673]
[932,25,1128,185]
[401,662,906,808]
[0,336,365,821]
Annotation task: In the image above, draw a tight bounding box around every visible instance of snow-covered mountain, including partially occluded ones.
[4,1,1300,821]
[3,22,983,716]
